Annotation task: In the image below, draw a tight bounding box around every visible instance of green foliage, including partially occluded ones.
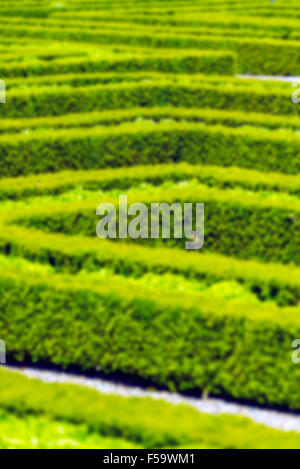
[0,163,300,200]
[1,0,300,434]
[1,78,295,120]
[8,179,300,265]
[1,221,300,306]
[0,257,300,408]
[0,50,234,78]
[0,409,139,449]
[1,121,300,177]
[2,106,300,136]
[0,368,300,448]
[0,15,299,73]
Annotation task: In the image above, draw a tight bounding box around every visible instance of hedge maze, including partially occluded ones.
[1,0,300,449]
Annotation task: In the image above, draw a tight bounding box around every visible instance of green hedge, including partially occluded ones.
[1,106,300,135]
[4,14,273,41]
[54,9,300,40]
[239,8,300,22]
[0,162,299,199]
[0,50,234,77]
[1,80,294,120]
[7,70,153,89]
[0,409,142,449]
[111,11,300,35]
[1,224,300,306]
[2,11,297,36]
[0,50,77,64]
[0,7,52,18]
[0,17,299,73]
[10,181,300,265]
[0,260,300,409]
[1,369,300,448]
[7,70,290,91]
[39,12,295,42]
[0,121,300,177]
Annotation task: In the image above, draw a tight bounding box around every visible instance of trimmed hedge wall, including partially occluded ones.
[1,225,300,307]
[0,18,299,74]
[1,368,300,449]
[107,11,300,36]
[0,80,294,120]
[0,50,235,78]
[4,68,294,90]
[6,71,156,89]
[6,70,290,91]
[1,106,300,135]
[0,262,300,409]
[10,183,300,265]
[0,370,300,449]
[0,161,299,199]
[54,10,300,40]
[0,121,300,177]
[0,47,88,64]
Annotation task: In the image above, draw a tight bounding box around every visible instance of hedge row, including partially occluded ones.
[0,162,299,200]
[242,8,300,21]
[2,34,107,52]
[1,80,294,120]
[7,69,289,91]
[1,106,299,136]
[0,409,140,449]
[0,121,300,177]
[104,4,300,18]
[7,13,269,44]
[0,259,300,409]
[43,11,300,44]
[1,224,300,306]
[0,45,89,64]
[8,181,300,265]
[1,50,234,78]
[1,369,300,449]
[54,9,300,39]
[0,7,53,18]
[7,70,157,89]
[111,11,300,34]
[54,21,277,41]
[0,0,166,17]
[0,20,299,74]
[4,14,273,41]
[54,2,286,18]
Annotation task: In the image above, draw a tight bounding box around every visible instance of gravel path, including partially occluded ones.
[237,74,300,83]
[6,365,300,434]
